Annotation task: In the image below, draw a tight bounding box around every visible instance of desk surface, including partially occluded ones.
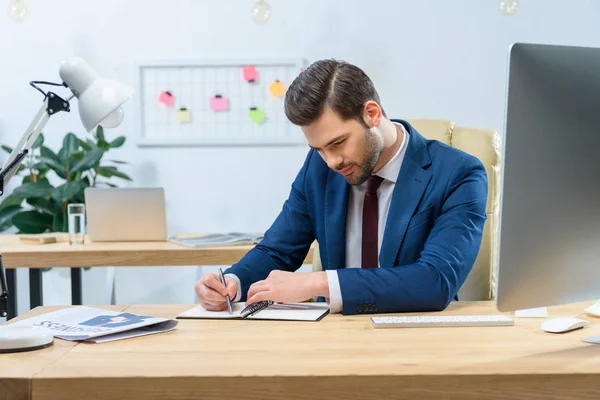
[3,301,600,400]
[0,234,314,268]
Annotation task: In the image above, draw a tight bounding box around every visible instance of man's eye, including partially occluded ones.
[334,140,344,146]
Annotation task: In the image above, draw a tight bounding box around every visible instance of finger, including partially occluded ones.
[199,284,226,303]
[226,280,238,299]
[247,280,268,299]
[203,274,228,296]
[246,290,272,305]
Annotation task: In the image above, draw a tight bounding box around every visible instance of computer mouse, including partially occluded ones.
[541,317,589,333]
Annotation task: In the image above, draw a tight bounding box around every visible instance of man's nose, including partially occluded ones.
[326,153,343,170]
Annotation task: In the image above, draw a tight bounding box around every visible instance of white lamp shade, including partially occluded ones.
[59,56,133,133]
[77,78,133,133]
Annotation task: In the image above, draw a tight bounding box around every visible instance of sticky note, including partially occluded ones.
[158,91,174,107]
[210,95,229,111]
[243,66,258,82]
[176,107,191,123]
[248,107,266,124]
[269,80,286,97]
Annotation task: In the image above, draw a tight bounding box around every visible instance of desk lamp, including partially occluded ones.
[0,56,133,353]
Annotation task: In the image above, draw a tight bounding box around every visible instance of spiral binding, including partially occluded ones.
[240,300,274,318]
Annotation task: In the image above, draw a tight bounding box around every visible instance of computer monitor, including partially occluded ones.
[495,43,600,312]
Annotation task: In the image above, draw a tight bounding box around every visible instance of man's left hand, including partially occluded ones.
[246,270,329,305]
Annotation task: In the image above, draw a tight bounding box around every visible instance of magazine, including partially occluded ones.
[7,306,178,343]
[169,232,263,248]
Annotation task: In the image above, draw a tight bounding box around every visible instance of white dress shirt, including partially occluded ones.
[226,123,409,310]
[326,122,409,313]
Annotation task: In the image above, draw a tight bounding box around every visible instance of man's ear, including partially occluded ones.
[363,100,382,127]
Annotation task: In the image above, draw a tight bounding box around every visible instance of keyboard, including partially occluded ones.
[371,314,514,328]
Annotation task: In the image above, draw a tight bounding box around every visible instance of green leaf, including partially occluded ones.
[12,210,53,234]
[1,145,13,154]
[40,146,66,177]
[26,197,58,215]
[69,151,85,161]
[78,139,92,151]
[96,126,105,142]
[59,132,79,162]
[13,182,54,198]
[97,166,132,181]
[71,147,104,173]
[0,205,22,232]
[109,136,126,148]
[108,160,128,165]
[32,133,44,149]
[0,194,24,210]
[51,181,82,203]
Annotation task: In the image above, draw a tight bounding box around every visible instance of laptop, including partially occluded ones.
[84,187,167,242]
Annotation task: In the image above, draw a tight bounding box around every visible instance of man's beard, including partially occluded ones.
[337,129,383,185]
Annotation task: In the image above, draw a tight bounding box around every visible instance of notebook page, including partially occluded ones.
[177,303,245,319]
[249,303,330,321]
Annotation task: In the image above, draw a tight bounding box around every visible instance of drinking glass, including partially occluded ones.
[68,203,86,245]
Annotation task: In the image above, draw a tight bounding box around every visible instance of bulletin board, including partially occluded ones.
[134,58,308,147]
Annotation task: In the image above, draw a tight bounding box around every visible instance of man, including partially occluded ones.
[195,59,488,315]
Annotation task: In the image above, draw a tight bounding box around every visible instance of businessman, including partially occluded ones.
[195,59,488,315]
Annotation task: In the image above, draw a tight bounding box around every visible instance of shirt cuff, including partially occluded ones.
[326,270,343,314]
[224,273,242,302]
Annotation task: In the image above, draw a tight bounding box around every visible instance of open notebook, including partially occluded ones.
[177,302,330,322]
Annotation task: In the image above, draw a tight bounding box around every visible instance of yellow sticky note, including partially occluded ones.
[269,80,286,97]
[176,107,191,123]
[249,107,266,124]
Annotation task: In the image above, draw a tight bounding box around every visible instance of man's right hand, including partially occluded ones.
[194,273,239,311]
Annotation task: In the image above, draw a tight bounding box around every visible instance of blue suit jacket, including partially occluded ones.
[226,119,488,315]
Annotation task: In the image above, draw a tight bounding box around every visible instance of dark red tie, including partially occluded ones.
[362,175,384,269]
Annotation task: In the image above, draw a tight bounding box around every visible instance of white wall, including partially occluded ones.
[1,0,600,315]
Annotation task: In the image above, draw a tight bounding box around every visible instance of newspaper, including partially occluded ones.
[169,232,263,248]
[7,306,178,343]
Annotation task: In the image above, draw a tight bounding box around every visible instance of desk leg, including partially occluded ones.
[6,268,16,320]
[29,269,43,309]
[71,268,82,305]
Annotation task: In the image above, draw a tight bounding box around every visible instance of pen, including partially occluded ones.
[218,268,233,314]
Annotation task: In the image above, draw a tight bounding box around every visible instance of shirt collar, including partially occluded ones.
[374,122,409,184]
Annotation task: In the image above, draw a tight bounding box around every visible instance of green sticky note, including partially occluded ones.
[249,107,266,124]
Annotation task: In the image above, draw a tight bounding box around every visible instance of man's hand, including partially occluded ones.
[246,270,329,305]
[195,273,238,311]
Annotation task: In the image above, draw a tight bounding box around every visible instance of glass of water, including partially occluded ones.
[68,203,86,245]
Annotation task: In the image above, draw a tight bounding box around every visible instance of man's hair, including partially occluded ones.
[284,59,385,127]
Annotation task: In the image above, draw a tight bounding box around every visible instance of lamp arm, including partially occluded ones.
[0,97,49,173]
[0,90,71,319]
[0,92,71,196]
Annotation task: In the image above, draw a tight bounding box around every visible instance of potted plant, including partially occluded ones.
[0,126,131,234]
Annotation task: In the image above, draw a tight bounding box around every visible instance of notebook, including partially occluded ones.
[177,301,330,322]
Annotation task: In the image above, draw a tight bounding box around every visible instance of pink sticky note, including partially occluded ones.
[210,95,229,111]
[158,91,174,107]
[243,66,258,82]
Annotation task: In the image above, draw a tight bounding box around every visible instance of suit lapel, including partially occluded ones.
[380,159,431,268]
[324,170,349,270]
[380,121,433,269]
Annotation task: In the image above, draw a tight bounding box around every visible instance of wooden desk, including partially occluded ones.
[3,301,600,400]
[0,234,314,319]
